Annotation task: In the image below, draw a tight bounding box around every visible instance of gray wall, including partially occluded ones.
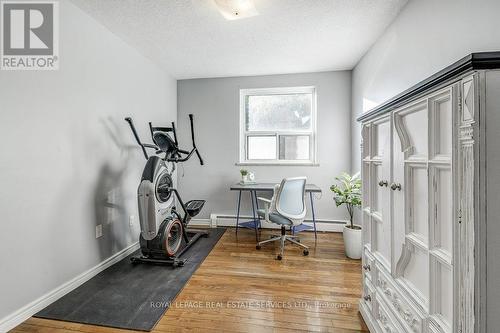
[0,1,175,323]
[177,71,352,222]
[351,0,500,173]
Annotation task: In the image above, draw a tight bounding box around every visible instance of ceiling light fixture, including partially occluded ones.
[214,0,259,20]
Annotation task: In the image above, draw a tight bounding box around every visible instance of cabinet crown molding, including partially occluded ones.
[357,52,500,122]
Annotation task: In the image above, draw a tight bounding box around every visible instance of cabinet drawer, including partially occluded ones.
[376,267,424,333]
[376,297,405,333]
[362,248,374,281]
[362,275,375,312]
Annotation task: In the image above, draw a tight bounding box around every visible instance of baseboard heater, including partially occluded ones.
[189,214,347,232]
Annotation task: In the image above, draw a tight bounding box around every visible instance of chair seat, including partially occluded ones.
[257,209,292,226]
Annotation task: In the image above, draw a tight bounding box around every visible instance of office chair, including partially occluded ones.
[256,177,309,260]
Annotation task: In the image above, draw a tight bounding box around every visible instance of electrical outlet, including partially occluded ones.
[129,215,135,227]
[96,224,103,238]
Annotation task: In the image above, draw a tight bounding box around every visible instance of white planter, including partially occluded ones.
[343,225,362,259]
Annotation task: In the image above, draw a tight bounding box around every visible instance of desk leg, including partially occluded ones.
[235,190,242,235]
[251,190,259,242]
[310,192,317,239]
[254,191,261,229]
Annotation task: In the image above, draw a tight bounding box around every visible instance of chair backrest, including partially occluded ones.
[269,183,280,214]
[275,177,307,224]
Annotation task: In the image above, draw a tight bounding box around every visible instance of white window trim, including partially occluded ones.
[238,86,318,166]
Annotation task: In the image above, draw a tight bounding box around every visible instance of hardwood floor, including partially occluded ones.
[12,228,368,333]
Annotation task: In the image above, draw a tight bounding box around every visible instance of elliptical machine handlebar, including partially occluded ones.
[171,121,179,146]
[188,114,204,165]
[125,117,156,160]
[124,114,204,165]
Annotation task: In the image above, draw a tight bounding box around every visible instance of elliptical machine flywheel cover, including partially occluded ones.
[156,172,173,203]
[163,218,183,257]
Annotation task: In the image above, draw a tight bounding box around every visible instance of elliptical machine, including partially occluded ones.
[125,114,207,267]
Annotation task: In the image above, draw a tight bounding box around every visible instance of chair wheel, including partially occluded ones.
[256,245,261,250]
[276,254,282,260]
[303,250,309,256]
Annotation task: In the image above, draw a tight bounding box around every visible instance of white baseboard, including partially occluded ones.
[0,241,139,333]
[190,214,346,233]
[188,218,213,227]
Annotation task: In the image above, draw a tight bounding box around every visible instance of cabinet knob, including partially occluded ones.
[378,180,388,187]
[363,264,371,271]
[363,295,372,302]
[390,183,402,191]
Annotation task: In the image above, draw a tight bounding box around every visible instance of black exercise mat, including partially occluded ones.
[35,228,226,331]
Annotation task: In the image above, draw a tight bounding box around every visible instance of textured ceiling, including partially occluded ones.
[71,0,408,79]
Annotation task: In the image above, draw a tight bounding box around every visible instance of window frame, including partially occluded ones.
[239,86,318,166]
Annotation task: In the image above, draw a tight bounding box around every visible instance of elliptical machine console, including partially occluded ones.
[125,114,206,267]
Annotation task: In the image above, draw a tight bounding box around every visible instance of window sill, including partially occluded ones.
[235,162,320,167]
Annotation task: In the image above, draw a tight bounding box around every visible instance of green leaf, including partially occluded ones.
[330,171,362,209]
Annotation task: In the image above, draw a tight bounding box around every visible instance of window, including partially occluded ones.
[239,86,317,165]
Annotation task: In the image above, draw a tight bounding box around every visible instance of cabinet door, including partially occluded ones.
[428,87,455,333]
[392,117,405,271]
[361,124,371,247]
[392,88,455,333]
[371,116,391,269]
[393,99,430,306]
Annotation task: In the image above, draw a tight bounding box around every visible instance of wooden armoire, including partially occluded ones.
[357,52,500,333]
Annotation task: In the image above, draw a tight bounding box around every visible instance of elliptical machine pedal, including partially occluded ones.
[125,114,207,268]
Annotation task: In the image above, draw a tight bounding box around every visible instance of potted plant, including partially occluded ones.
[330,172,362,259]
[240,169,249,183]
